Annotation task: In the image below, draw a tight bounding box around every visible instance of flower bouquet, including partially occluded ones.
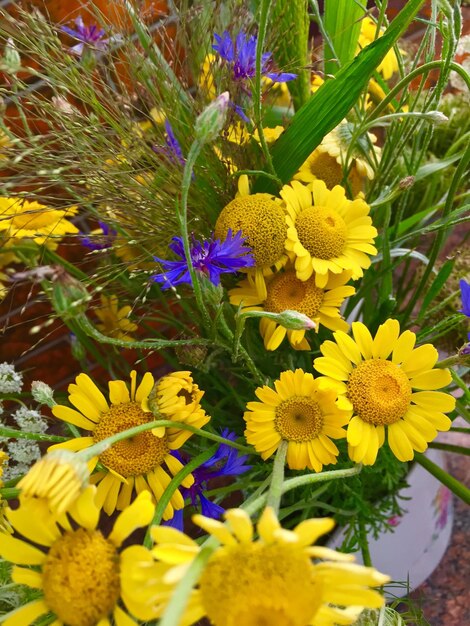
[0,1,469,625]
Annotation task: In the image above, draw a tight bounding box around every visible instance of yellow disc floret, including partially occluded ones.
[347,360,412,426]
[42,528,120,626]
[295,206,348,260]
[264,270,324,317]
[275,397,324,442]
[93,402,169,477]
[215,194,287,269]
[199,542,322,626]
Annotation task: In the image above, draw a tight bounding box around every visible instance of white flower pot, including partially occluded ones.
[327,449,453,597]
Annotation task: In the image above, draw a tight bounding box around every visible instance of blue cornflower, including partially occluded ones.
[152,120,186,166]
[459,279,470,317]
[61,16,109,57]
[213,30,297,83]
[165,430,252,530]
[152,230,255,289]
[80,221,116,251]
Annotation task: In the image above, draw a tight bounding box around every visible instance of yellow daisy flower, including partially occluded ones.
[0,488,157,626]
[244,369,351,471]
[17,449,89,517]
[229,265,355,350]
[295,122,381,197]
[50,370,209,519]
[313,319,456,464]
[282,179,377,288]
[215,176,289,299]
[146,507,389,626]
[357,17,400,80]
[0,197,78,248]
[95,294,138,342]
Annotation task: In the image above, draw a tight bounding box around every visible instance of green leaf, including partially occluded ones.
[255,0,425,193]
[271,0,311,110]
[323,0,365,75]
[418,259,455,321]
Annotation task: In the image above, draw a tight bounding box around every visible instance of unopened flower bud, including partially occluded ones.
[275,310,317,331]
[424,111,448,125]
[195,91,230,143]
[31,380,56,407]
[50,269,91,320]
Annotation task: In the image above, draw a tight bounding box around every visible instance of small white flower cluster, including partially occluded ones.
[12,405,48,434]
[1,440,42,481]
[0,362,23,394]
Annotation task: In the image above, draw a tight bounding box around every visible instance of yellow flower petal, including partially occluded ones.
[192,515,236,546]
[11,566,43,589]
[73,373,109,413]
[224,509,253,543]
[351,322,373,359]
[388,422,414,462]
[257,506,280,543]
[135,372,155,403]
[113,606,137,626]
[371,319,400,359]
[2,600,50,626]
[0,533,46,565]
[411,391,456,413]
[391,330,416,364]
[108,380,131,405]
[109,492,154,547]
[401,344,438,376]
[410,368,452,390]
[293,518,335,547]
[51,405,96,430]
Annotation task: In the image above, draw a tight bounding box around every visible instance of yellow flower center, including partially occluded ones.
[274,397,323,441]
[199,543,322,626]
[214,194,286,268]
[347,359,412,425]
[93,402,168,477]
[295,206,348,260]
[42,528,120,626]
[264,270,323,318]
[306,151,363,197]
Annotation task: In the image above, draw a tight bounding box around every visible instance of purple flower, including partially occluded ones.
[152,230,255,289]
[213,30,297,83]
[80,221,116,251]
[459,279,470,317]
[61,16,109,57]
[165,430,252,530]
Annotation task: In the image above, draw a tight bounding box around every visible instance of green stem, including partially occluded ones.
[76,313,210,350]
[415,452,470,505]
[358,517,372,567]
[143,445,218,546]
[158,547,214,626]
[75,419,252,463]
[428,442,470,457]
[265,440,288,514]
[0,427,67,443]
[244,464,363,516]
[253,0,279,182]
[178,139,211,332]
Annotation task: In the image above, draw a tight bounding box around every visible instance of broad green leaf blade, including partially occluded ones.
[255,0,425,193]
[324,0,364,76]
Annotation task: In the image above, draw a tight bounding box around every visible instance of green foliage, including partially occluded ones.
[323,0,365,75]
